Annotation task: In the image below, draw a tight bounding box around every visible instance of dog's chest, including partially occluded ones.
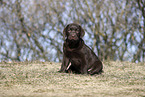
[65,50,81,58]
[66,51,83,65]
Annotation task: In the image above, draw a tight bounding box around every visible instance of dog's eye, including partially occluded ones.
[76,29,79,33]
[68,28,72,31]
[68,29,71,32]
[76,29,79,31]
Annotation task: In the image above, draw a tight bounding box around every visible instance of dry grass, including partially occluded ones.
[0,61,145,97]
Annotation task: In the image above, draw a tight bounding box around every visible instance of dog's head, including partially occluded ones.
[63,23,85,41]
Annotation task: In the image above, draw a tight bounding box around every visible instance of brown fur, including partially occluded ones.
[59,23,103,75]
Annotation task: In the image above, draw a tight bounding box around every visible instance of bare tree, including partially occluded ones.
[0,0,144,62]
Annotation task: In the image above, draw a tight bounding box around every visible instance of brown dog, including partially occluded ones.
[59,23,103,75]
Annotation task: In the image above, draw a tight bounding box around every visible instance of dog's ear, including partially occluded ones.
[63,24,69,39]
[79,25,85,38]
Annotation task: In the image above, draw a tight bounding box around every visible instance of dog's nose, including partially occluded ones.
[71,33,76,37]
[72,34,75,37]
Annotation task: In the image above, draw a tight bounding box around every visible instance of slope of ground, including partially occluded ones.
[0,61,145,97]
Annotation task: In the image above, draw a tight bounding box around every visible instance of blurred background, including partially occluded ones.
[0,0,144,63]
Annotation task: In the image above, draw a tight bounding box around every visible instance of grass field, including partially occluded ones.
[0,61,145,97]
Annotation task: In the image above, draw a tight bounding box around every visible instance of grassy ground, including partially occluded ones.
[0,61,145,97]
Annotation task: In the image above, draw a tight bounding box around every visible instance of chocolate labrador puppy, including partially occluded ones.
[59,23,103,75]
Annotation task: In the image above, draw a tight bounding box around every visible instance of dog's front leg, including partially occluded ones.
[59,55,69,72]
